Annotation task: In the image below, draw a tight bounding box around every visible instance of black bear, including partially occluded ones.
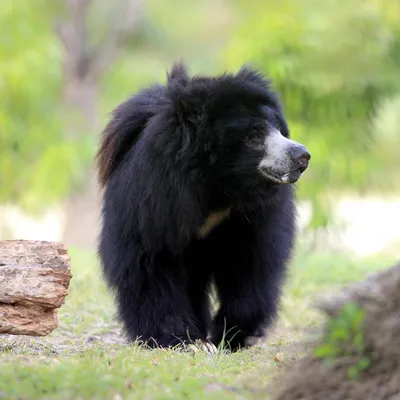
[96,63,310,352]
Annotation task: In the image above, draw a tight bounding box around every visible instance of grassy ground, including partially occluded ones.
[0,247,396,400]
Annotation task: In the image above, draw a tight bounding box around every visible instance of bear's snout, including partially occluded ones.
[288,144,311,173]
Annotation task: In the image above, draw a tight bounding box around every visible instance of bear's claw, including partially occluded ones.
[186,340,218,355]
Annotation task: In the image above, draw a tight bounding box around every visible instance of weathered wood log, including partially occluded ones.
[0,240,71,336]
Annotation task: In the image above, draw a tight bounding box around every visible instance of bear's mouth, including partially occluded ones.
[260,166,306,184]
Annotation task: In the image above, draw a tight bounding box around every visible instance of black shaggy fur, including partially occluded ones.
[96,63,296,351]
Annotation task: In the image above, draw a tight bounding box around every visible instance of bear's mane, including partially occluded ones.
[96,62,281,189]
[96,62,289,254]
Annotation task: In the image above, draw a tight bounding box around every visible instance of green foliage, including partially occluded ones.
[314,303,366,358]
[347,356,371,381]
[0,1,87,212]
[314,303,370,380]
[224,0,400,227]
[2,0,399,218]
[1,0,231,212]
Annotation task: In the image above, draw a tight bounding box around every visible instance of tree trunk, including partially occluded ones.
[62,170,101,249]
[55,0,144,249]
[61,75,101,249]
[0,240,72,336]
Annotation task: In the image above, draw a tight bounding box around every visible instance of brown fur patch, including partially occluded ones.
[198,208,231,238]
[96,119,118,188]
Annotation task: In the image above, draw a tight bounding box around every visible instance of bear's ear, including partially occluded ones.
[236,64,283,110]
[236,65,271,88]
[167,61,190,85]
[165,61,198,123]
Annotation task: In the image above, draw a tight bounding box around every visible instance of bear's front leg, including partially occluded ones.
[211,274,278,351]
[110,251,212,350]
[210,261,285,351]
[209,210,293,351]
[206,195,294,350]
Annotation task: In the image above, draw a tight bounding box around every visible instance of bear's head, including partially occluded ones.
[165,63,310,194]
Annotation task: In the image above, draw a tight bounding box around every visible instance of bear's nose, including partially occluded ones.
[288,145,311,171]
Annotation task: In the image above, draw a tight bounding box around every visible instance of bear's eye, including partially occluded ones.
[247,130,264,142]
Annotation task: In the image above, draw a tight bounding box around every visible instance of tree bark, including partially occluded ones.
[55,0,145,249]
[0,240,71,336]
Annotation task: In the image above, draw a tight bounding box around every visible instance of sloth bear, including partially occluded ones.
[96,63,310,352]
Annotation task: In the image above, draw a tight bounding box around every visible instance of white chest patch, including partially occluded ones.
[198,208,231,238]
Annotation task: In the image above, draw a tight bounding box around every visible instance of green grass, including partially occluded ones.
[0,247,396,400]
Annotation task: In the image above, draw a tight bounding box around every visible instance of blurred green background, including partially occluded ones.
[0,2,399,398]
[1,0,399,257]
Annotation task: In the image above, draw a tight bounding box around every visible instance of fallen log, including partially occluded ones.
[0,240,71,336]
